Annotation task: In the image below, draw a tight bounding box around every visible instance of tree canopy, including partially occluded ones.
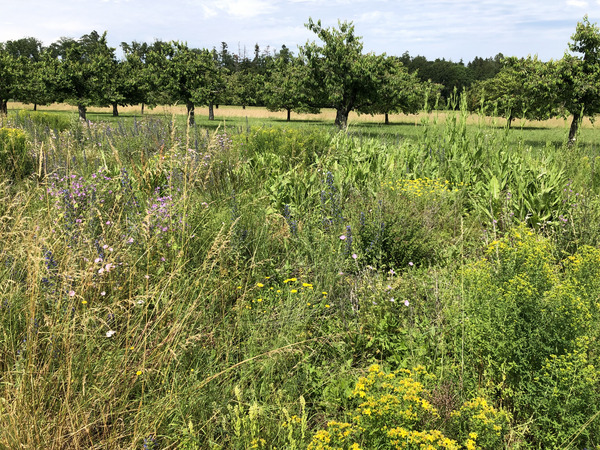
[1,16,600,140]
[559,15,600,144]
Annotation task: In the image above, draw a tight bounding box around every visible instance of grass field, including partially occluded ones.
[1,102,600,448]
[10,101,600,153]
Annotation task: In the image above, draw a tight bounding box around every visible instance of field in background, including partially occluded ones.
[9,101,599,129]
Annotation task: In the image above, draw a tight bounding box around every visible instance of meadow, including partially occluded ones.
[1,101,600,449]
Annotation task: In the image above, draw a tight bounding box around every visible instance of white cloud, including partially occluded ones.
[0,0,592,62]
[195,0,277,19]
[566,0,588,6]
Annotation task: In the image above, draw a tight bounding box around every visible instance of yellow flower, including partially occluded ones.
[256,283,264,288]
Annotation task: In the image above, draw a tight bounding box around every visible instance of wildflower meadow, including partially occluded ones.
[1,103,600,449]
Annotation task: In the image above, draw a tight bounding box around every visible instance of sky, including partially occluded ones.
[2,0,600,63]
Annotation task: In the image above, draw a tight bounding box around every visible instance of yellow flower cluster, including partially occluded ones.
[242,276,328,311]
[384,177,462,197]
[451,396,508,442]
[309,364,508,449]
[387,427,459,449]
[351,365,438,426]
[307,421,359,450]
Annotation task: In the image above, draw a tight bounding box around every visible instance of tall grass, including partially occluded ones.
[1,98,600,448]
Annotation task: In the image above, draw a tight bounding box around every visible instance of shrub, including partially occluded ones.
[461,226,600,446]
[308,365,508,449]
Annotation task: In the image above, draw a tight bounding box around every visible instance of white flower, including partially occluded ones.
[106,330,116,338]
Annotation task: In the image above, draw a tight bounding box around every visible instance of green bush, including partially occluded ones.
[308,364,508,450]
[461,226,600,447]
[12,110,72,132]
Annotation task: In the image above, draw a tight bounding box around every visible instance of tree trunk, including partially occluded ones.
[507,114,513,129]
[385,113,389,125]
[141,103,145,115]
[208,102,214,121]
[335,108,349,129]
[568,111,581,147]
[112,102,119,117]
[0,99,7,115]
[78,104,87,121]
[186,101,195,126]
[287,108,291,122]
[242,105,246,110]
[34,103,38,111]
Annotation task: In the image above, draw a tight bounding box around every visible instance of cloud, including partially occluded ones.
[566,0,588,5]
[197,0,277,19]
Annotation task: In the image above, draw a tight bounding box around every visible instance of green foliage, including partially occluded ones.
[146,41,222,124]
[461,227,600,446]
[308,364,509,449]
[560,15,600,144]
[10,110,72,132]
[357,56,433,124]
[468,56,559,126]
[4,102,600,448]
[354,178,453,271]
[301,19,422,128]
[47,31,118,120]
[263,54,321,120]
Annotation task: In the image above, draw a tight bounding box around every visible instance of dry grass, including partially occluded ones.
[10,102,598,129]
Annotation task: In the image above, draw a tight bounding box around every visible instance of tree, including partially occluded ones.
[468,53,504,81]
[48,31,117,120]
[3,37,50,110]
[469,56,559,127]
[0,45,21,114]
[357,56,428,124]
[399,52,475,107]
[120,41,153,114]
[229,68,263,110]
[218,42,236,72]
[146,41,220,125]
[559,16,600,145]
[301,18,387,128]
[263,51,320,121]
[206,48,228,120]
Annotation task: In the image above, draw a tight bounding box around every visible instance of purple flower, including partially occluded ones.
[404,300,410,307]
[352,253,357,260]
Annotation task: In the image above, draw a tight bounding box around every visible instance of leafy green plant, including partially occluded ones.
[308,364,508,449]
[461,227,600,446]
